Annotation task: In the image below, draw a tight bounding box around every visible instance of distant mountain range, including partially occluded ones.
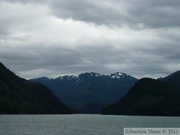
[31,72,137,113]
[102,71,180,116]
[1,61,180,116]
[0,62,71,114]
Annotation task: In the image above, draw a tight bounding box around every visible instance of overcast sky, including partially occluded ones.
[1,0,180,79]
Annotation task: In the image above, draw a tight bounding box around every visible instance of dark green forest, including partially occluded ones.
[102,78,180,116]
[0,62,71,114]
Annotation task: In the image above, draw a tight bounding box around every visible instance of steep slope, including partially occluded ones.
[102,78,180,116]
[0,62,71,114]
[159,71,180,89]
[31,72,137,113]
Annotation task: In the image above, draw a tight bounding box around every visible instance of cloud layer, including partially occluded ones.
[50,0,180,28]
[0,0,180,79]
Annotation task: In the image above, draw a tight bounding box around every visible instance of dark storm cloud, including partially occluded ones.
[2,0,180,28]
[126,0,180,28]
[49,0,125,26]
[49,0,180,28]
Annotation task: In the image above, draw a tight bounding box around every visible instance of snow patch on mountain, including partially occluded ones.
[109,72,127,79]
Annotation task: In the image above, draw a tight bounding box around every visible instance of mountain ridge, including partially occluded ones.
[102,77,180,116]
[159,70,180,89]
[32,72,136,81]
[31,72,137,113]
[0,62,71,114]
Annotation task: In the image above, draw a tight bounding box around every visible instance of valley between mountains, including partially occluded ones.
[1,61,180,116]
[30,72,137,113]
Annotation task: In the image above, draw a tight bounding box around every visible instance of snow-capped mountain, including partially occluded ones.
[109,72,130,79]
[30,72,137,113]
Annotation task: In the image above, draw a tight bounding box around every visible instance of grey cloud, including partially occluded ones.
[0,0,46,3]
[1,0,180,79]
[49,0,129,26]
[2,37,180,79]
[0,30,11,40]
[0,18,12,40]
[1,31,180,79]
[49,0,180,28]
[126,0,180,28]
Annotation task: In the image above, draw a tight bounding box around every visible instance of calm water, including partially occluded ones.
[0,114,180,135]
